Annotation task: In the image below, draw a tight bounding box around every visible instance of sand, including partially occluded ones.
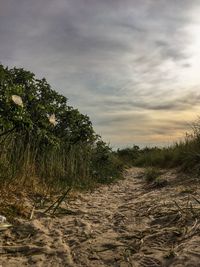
[1,168,200,267]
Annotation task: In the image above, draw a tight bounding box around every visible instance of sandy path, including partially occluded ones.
[1,168,200,266]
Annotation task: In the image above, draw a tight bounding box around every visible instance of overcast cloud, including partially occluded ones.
[1,0,200,148]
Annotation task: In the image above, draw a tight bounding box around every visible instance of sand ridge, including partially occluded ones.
[1,168,200,266]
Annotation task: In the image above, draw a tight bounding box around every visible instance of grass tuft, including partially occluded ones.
[144,167,162,183]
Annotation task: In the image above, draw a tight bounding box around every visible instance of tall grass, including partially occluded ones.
[0,132,123,196]
[133,135,200,171]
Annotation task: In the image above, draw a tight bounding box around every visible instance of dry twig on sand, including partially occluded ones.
[44,187,71,215]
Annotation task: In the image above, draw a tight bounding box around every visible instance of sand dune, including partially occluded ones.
[1,168,200,267]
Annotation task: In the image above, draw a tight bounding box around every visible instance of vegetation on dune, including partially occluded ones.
[117,123,200,173]
[143,167,162,183]
[0,64,123,200]
[116,145,140,166]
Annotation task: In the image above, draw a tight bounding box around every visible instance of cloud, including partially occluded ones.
[95,111,193,149]
[1,0,200,147]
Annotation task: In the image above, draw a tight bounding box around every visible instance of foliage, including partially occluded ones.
[118,118,200,174]
[116,145,140,166]
[0,64,123,192]
[0,65,96,146]
[91,140,124,183]
[143,167,162,183]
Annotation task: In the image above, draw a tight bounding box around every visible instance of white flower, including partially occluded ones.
[48,113,57,126]
[11,95,24,107]
[0,215,6,223]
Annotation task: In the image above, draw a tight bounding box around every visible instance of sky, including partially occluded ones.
[1,0,200,148]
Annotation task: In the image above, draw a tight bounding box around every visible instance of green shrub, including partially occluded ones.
[91,140,124,184]
[152,177,168,188]
[0,64,124,193]
[143,167,162,183]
